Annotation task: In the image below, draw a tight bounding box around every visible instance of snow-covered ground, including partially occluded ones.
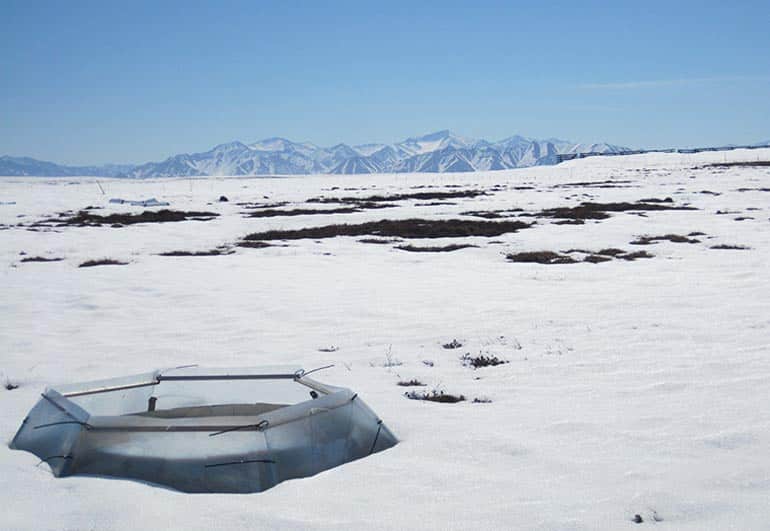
[1,149,769,530]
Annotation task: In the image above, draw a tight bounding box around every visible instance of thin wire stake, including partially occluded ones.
[209,419,269,437]
[34,420,92,430]
[296,364,335,380]
[205,458,276,468]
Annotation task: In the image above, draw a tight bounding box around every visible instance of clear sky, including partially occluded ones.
[1,0,769,165]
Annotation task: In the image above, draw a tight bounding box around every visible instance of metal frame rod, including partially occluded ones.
[157,374,296,382]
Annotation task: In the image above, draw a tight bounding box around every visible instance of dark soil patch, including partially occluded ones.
[242,218,531,242]
[5,382,19,391]
[79,259,128,267]
[506,251,578,264]
[735,187,770,192]
[307,189,487,205]
[699,190,721,196]
[20,256,64,263]
[461,353,509,368]
[159,248,234,256]
[42,209,218,227]
[443,339,463,349]
[688,231,707,237]
[734,216,754,221]
[532,201,695,221]
[395,244,477,253]
[404,390,465,403]
[415,201,457,206]
[711,244,751,250]
[397,379,426,387]
[630,234,701,245]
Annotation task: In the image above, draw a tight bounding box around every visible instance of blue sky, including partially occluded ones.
[1,0,768,165]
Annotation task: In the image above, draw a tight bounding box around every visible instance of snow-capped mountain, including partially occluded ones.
[1,130,630,177]
[0,156,130,177]
[121,130,629,177]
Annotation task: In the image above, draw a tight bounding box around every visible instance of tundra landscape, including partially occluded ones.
[2,148,769,529]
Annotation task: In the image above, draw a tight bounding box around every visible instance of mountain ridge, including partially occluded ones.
[1,130,631,177]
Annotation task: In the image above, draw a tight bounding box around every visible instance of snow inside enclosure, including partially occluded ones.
[1,148,770,529]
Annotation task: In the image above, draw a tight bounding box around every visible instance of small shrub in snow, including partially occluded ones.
[79,258,128,267]
[404,390,465,403]
[397,379,426,387]
[443,339,463,349]
[711,244,751,250]
[461,353,509,369]
[472,397,492,404]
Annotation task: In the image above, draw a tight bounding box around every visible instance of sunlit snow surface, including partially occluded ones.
[1,149,769,530]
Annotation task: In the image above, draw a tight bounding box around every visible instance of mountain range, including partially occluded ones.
[1,130,630,177]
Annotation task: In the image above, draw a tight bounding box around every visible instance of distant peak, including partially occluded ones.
[408,129,455,142]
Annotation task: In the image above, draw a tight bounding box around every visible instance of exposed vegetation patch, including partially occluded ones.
[583,254,613,263]
[242,218,532,242]
[245,207,361,218]
[20,256,64,263]
[443,339,463,350]
[637,197,673,203]
[237,201,290,209]
[397,379,426,387]
[404,390,465,403]
[461,209,523,219]
[159,248,234,256]
[630,234,701,245]
[511,248,655,264]
[395,243,477,253]
[619,251,654,260]
[735,187,770,192]
[40,209,219,227]
[701,161,770,168]
[358,237,402,244]
[237,241,274,249]
[506,251,578,264]
[553,179,635,188]
[526,200,696,223]
[711,244,751,250]
[307,189,488,204]
[461,353,509,368]
[596,248,627,256]
[79,259,128,267]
